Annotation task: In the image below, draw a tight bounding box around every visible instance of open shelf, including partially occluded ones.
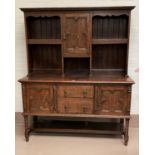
[64,55,90,58]
[27,16,61,39]
[32,117,121,135]
[92,39,128,44]
[28,39,62,45]
[92,44,127,75]
[28,44,62,73]
[64,58,90,76]
[92,15,129,39]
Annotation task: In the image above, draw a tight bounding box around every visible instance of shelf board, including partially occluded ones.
[28,39,62,45]
[31,119,122,135]
[64,55,90,58]
[92,39,128,44]
[32,128,121,135]
[19,72,134,84]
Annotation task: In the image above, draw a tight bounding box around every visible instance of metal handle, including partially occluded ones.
[83,107,87,113]
[74,17,79,21]
[82,32,87,36]
[77,35,79,39]
[64,90,68,97]
[83,91,87,97]
[64,105,68,112]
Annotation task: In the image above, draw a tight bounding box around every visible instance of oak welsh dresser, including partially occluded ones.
[19,7,135,145]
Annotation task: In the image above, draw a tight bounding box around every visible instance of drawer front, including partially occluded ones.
[58,98,93,114]
[95,85,130,115]
[58,85,94,99]
[26,84,55,114]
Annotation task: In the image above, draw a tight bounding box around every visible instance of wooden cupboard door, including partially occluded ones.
[95,86,129,115]
[26,84,55,114]
[63,14,90,57]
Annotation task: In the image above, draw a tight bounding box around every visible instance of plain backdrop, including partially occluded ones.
[2,0,155,155]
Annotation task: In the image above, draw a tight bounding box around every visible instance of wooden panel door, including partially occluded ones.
[95,86,129,115]
[26,84,55,114]
[63,14,90,57]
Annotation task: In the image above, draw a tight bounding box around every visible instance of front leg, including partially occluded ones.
[124,118,130,146]
[23,115,29,142]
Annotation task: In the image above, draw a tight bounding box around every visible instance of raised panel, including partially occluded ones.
[95,86,128,115]
[27,84,55,113]
[64,14,90,57]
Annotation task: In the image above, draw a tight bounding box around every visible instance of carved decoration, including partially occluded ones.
[64,15,89,55]
[28,86,55,113]
[95,87,127,114]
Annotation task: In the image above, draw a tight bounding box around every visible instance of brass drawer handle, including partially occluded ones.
[83,91,87,97]
[83,107,88,113]
[64,105,69,112]
[82,32,87,36]
[74,17,79,21]
[64,90,68,97]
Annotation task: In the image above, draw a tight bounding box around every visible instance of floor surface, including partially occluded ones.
[16,122,138,155]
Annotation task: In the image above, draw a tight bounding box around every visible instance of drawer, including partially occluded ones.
[58,85,94,99]
[58,98,93,114]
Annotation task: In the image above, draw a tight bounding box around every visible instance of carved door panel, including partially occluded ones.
[95,86,129,115]
[63,14,90,57]
[27,84,55,114]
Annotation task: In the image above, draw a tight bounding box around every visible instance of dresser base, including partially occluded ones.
[23,115,130,145]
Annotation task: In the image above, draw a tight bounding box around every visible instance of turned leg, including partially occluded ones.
[24,115,29,142]
[124,118,130,146]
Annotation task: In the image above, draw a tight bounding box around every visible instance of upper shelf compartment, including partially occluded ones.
[26,16,61,39]
[92,15,129,39]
